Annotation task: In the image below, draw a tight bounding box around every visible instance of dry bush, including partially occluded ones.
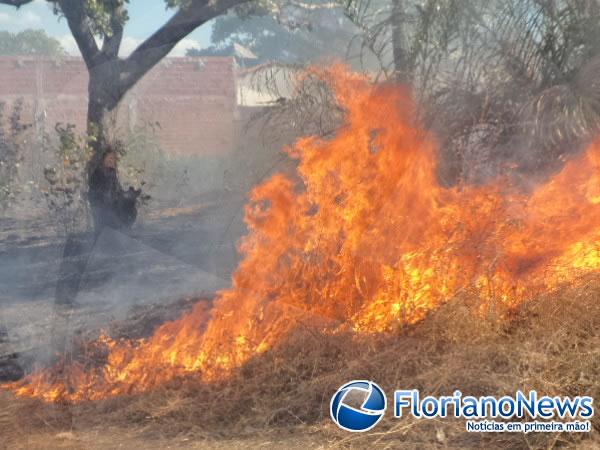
[2,276,599,448]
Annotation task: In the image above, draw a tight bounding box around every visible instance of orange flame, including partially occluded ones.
[6,67,600,402]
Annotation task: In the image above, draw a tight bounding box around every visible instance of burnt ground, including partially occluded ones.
[0,191,247,376]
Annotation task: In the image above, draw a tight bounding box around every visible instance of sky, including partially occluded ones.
[0,0,213,56]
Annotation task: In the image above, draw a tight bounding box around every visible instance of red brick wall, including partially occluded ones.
[0,56,236,156]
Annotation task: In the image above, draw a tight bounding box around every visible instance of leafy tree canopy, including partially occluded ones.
[40,0,190,39]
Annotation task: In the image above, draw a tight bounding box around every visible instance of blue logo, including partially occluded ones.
[330,380,387,432]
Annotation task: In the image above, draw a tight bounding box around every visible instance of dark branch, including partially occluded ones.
[118,0,249,95]
[101,10,124,59]
[57,0,101,69]
[0,0,35,6]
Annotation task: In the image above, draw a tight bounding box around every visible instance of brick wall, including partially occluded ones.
[0,56,236,156]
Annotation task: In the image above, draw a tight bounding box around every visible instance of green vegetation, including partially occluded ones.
[0,29,65,56]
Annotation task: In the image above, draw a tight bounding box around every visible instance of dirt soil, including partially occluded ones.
[0,197,245,371]
[3,425,335,450]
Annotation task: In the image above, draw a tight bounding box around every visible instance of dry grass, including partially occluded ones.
[1,276,599,449]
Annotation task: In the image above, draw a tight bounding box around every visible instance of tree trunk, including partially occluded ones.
[52,69,123,310]
[84,62,129,238]
[86,62,123,175]
[87,93,109,151]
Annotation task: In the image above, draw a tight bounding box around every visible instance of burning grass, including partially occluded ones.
[5,66,599,404]
[1,66,599,447]
[2,276,599,448]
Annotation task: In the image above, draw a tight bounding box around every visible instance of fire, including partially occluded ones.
[6,67,600,402]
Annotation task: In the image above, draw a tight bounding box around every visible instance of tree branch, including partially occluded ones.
[118,0,249,95]
[56,0,101,69]
[101,9,124,59]
[0,0,36,6]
